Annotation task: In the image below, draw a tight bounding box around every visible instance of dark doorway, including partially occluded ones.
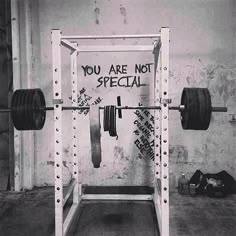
[0,0,13,190]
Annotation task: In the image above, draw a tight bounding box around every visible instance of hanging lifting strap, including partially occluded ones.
[89,104,102,168]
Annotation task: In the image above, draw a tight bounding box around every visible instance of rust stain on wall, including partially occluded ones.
[47,161,68,167]
[94,7,100,24]
[169,145,188,163]
[216,72,236,104]
[47,161,54,166]
[194,143,208,155]
[120,5,127,24]
[232,127,236,137]
[186,76,191,84]
[63,147,70,154]
[114,146,125,159]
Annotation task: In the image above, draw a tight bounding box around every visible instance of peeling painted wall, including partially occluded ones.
[20,0,236,190]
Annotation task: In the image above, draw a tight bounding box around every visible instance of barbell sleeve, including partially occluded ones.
[45,107,54,111]
[211,107,227,112]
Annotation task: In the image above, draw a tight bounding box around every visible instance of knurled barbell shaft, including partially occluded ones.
[47,105,174,110]
[62,106,162,110]
[46,105,227,112]
[44,106,163,111]
[0,105,227,113]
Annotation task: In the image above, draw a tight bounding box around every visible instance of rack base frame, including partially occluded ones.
[52,27,170,236]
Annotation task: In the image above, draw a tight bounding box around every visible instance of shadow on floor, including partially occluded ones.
[0,187,236,236]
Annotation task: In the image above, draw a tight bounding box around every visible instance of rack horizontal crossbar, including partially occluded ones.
[61,34,160,40]
[76,45,154,52]
[82,194,153,201]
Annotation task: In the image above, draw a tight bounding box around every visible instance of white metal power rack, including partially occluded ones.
[51,27,170,236]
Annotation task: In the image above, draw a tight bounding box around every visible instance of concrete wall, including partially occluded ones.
[18,0,236,190]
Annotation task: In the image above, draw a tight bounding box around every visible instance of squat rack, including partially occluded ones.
[51,27,170,236]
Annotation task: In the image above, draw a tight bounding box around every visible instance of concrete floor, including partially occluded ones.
[68,200,159,236]
[0,187,235,236]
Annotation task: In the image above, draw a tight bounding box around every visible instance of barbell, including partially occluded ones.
[0,88,227,131]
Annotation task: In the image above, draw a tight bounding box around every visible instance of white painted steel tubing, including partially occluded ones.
[61,34,160,40]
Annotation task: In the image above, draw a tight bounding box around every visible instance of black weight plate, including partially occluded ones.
[109,105,117,137]
[205,88,212,129]
[10,90,19,129]
[180,89,188,129]
[11,89,46,130]
[181,88,212,130]
[24,89,34,129]
[192,88,201,129]
[181,88,193,129]
[32,89,46,130]
[103,106,110,132]
[198,88,211,130]
[186,88,198,129]
[11,90,26,130]
[117,96,122,119]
